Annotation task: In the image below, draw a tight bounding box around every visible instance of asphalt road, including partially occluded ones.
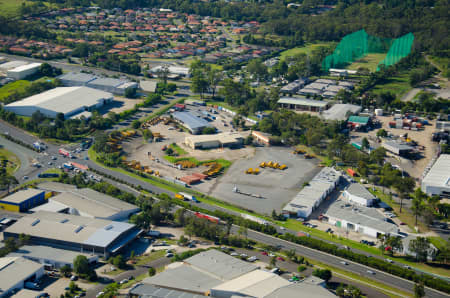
[1,118,448,297]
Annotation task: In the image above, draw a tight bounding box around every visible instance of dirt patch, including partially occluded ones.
[98,96,144,116]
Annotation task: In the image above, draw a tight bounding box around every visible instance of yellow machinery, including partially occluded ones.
[175,193,185,200]
[273,162,279,169]
[246,168,253,174]
[253,168,260,174]
[260,162,266,168]
[278,164,287,170]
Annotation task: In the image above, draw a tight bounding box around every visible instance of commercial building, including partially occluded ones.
[347,115,370,129]
[0,189,45,212]
[278,97,329,112]
[0,60,28,72]
[322,104,362,121]
[185,132,243,149]
[0,257,45,297]
[173,111,212,134]
[265,277,334,298]
[59,72,138,95]
[382,141,414,157]
[282,167,341,218]
[4,87,113,119]
[3,211,141,257]
[421,154,450,197]
[280,78,307,95]
[7,245,98,269]
[6,63,42,80]
[324,202,399,238]
[150,65,190,77]
[31,188,139,221]
[252,131,271,146]
[58,72,96,86]
[343,183,377,207]
[139,249,335,297]
[139,80,157,93]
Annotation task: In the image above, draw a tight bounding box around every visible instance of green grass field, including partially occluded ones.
[0,0,30,16]
[371,71,412,98]
[279,43,334,60]
[0,80,32,102]
[347,53,386,72]
[0,148,20,174]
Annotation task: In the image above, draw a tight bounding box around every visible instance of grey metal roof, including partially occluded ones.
[3,211,136,249]
[345,183,376,201]
[0,257,44,295]
[325,202,398,235]
[7,245,95,265]
[37,182,77,192]
[0,60,28,70]
[173,112,211,131]
[5,87,113,116]
[0,189,44,204]
[140,80,158,92]
[421,154,450,189]
[322,104,362,121]
[58,72,97,83]
[185,249,258,281]
[278,97,328,108]
[130,284,204,298]
[87,77,127,87]
[382,141,414,151]
[264,282,335,298]
[143,264,222,293]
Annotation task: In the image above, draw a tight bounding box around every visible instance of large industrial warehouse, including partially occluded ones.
[31,188,140,221]
[59,72,138,95]
[421,154,450,197]
[0,257,45,297]
[139,249,335,297]
[185,132,243,149]
[2,211,141,257]
[4,86,113,119]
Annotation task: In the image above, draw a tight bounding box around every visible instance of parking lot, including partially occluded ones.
[207,147,321,215]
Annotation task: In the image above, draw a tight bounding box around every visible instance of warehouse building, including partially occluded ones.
[278,97,329,112]
[139,80,157,93]
[59,72,138,95]
[31,188,139,221]
[347,115,370,130]
[3,211,141,257]
[421,154,450,197]
[0,189,45,212]
[185,132,243,149]
[129,284,204,298]
[280,78,307,95]
[382,141,414,157]
[0,60,28,72]
[322,104,362,121]
[324,202,399,238]
[4,87,113,119]
[173,111,213,134]
[7,245,98,269]
[343,183,377,207]
[58,72,96,86]
[6,63,42,80]
[0,257,45,297]
[139,249,335,297]
[252,131,271,146]
[282,167,341,218]
[150,65,190,77]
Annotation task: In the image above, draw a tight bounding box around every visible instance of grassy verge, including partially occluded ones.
[311,260,413,298]
[168,143,187,156]
[135,250,166,266]
[279,42,334,60]
[42,168,63,175]
[0,148,20,174]
[104,268,127,276]
[371,71,412,98]
[119,272,147,289]
[163,155,232,169]
[140,98,185,122]
[347,53,387,73]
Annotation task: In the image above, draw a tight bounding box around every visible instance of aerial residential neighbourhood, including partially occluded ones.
[0,0,449,298]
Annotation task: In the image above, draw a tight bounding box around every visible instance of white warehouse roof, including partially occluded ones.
[7,62,41,74]
[0,257,44,296]
[421,154,450,196]
[4,86,113,118]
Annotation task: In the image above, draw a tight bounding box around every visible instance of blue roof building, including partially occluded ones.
[173,111,212,134]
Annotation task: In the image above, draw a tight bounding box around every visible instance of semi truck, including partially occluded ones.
[178,192,199,203]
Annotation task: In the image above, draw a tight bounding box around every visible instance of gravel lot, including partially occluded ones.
[206,147,321,215]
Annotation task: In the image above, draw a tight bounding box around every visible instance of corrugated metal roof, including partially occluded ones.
[7,245,96,265]
[322,104,362,121]
[345,183,376,200]
[278,97,328,107]
[130,284,204,297]
[0,189,44,204]
[348,116,369,124]
[422,154,450,189]
[173,112,211,131]
[59,72,96,83]
[0,257,44,294]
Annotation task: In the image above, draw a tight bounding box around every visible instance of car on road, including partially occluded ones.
[367,270,375,275]
[386,259,394,263]
[51,156,57,160]
[261,251,268,256]
[23,176,28,180]
[165,253,173,258]
[119,279,129,285]
[269,253,275,257]
[48,161,52,165]
[240,253,248,258]
[276,257,285,261]
[247,256,258,262]
[279,227,286,230]
[70,275,78,281]
[404,265,411,269]
[326,228,333,233]
[340,261,348,265]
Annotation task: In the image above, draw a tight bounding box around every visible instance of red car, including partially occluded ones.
[261,251,268,256]
[277,257,285,261]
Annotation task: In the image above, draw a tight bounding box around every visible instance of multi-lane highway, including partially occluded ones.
[0,120,448,298]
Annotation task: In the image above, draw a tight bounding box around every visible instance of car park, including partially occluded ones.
[247,256,258,262]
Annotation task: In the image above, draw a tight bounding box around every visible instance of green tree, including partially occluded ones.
[68,281,78,293]
[270,256,277,267]
[409,237,430,262]
[312,268,332,282]
[191,71,209,99]
[376,129,388,138]
[148,267,156,276]
[207,68,222,98]
[112,254,126,269]
[394,177,415,213]
[73,255,91,276]
[124,87,137,98]
[361,137,369,150]
[237,225,248,239]
[60,264,72,277]
[174,208,187,226]
[414,282,425,298]
[412,188,427,226]
[131,120,141,129]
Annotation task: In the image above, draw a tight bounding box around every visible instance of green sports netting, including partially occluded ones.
[321,29,414,72]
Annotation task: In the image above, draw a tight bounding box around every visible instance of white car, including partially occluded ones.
[247,256,258,262]
[280,227,286,230]
[367,270,375,275]
[386,259,394,263]
[230,252,239,256]
[340,261,348,265]
[119,279,128,285]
